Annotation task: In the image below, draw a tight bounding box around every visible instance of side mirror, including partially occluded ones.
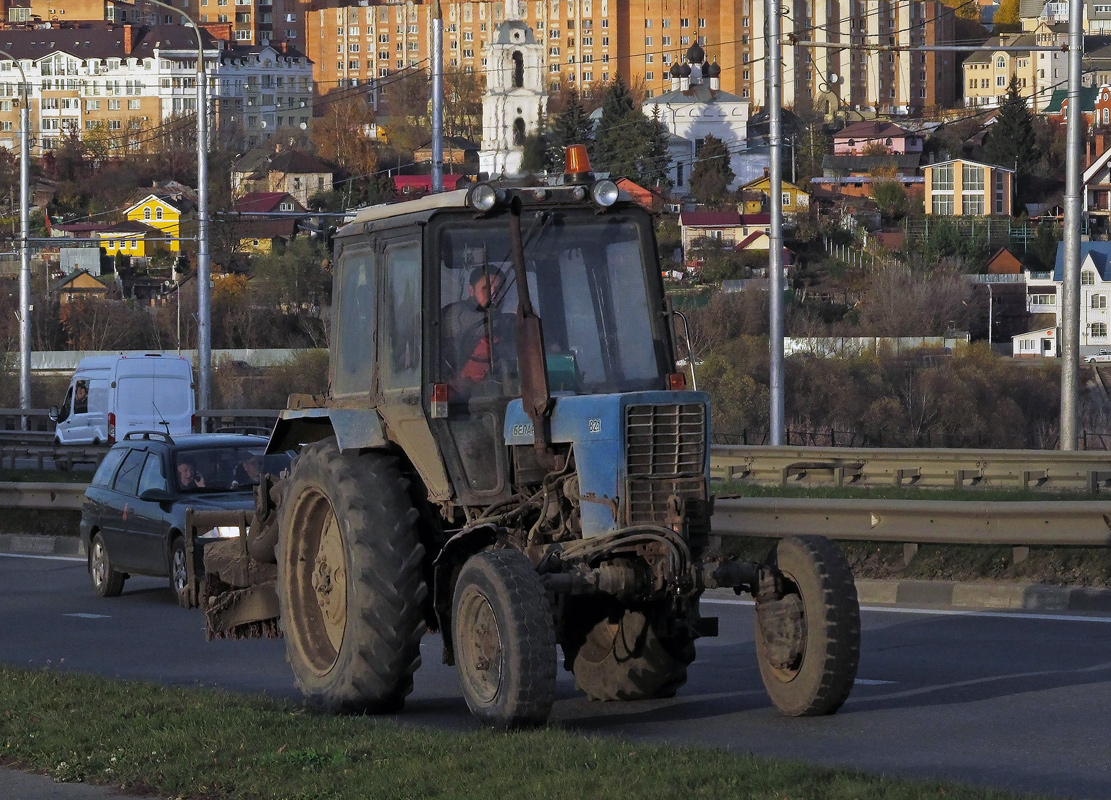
[48,406,60,422]
[139,487,175,503]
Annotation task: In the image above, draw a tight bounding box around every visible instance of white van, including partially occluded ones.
[50,354,196,445]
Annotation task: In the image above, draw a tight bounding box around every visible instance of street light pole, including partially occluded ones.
[766,0,785,445]
[0,50,31,427]
[144,0,211,415]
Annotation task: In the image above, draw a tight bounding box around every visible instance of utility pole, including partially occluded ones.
[430,0,444,193]
[0,50,31,428]
[767,0,785,445]
[145,0,210,414]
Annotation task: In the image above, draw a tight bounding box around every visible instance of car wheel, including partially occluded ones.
[170,536,197,608]
[89,533,125,598]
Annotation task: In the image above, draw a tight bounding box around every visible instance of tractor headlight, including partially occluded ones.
[468,183,498,212]
[591,179,619,208]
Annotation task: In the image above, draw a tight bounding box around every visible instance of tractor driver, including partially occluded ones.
[442,266,514,396]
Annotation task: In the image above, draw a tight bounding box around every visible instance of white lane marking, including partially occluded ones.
[64,613,110,619]
[855,679,897,685]
[702,596,1111,624]
[0,552,84,563]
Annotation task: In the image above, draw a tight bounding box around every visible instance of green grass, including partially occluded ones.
[0,666,1044,800]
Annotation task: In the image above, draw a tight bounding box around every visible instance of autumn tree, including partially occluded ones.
[993,0,1021,30]
[688,134,734,207]
[855,261,975,336]
[443,66,484,142]
[382,68,431,155]
[869,157,907,218]
[312,94,379,178]
[59,298,160,351]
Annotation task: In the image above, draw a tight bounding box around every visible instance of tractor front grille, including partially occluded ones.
[625,403,706,527]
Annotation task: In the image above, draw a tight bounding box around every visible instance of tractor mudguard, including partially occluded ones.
[267,408,389,455]
[431,523,501,665]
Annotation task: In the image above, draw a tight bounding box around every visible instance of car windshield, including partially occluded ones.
[436,210,669,400]
[174,447,290,493]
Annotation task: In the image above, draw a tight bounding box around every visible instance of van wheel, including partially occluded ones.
[89,533,125,598]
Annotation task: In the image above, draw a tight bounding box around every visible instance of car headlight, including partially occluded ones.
[197,526,243,540]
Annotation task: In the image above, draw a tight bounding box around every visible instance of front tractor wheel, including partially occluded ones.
[277,440,427,714]
[755,535,860,716]
[568,604,695,701]
[452,549,556,728]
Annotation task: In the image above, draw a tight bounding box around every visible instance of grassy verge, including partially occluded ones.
[0,666,1037,800]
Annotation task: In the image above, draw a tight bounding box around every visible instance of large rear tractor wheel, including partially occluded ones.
[568,603,695,701]
[755,535,860,716]
[277,440,427,714]
[452,549,556,728]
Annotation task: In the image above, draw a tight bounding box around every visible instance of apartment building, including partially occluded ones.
[13,0,154,25]
[302,0,956,112]
[0,22,313,155]
[962,23,1067,111]
[187,0,305,47]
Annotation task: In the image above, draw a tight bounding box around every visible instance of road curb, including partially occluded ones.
[4,536,1111,614]
[0,534,85,558]
[856,578,1111,613]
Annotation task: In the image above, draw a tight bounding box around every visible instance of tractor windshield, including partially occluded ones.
[436,209,670,400]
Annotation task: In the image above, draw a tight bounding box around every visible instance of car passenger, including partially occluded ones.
[232,453,262,487]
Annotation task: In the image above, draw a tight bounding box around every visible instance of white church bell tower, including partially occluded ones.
[479,14,545,177]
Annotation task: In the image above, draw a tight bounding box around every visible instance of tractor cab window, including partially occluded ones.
[436,210,667,401]
[334,250,377,396]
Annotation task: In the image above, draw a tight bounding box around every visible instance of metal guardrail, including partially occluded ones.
[710,444,1111,493]
[0,482,86,510]
[9,481,1111,555]
[711,498,1111,548]
[8,443,1111,552]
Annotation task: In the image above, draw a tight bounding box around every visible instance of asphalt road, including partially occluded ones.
[3,552,1111,800]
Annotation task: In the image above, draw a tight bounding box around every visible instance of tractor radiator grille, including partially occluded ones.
[625,403,706,527]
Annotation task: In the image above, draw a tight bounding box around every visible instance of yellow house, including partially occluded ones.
[96,220,161,258]
[738,175,810,218]
[923,159,1015,217]
[124,189,197,254]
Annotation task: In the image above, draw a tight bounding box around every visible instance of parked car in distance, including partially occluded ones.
[1086,349,1111,363]
[79,432,291,606]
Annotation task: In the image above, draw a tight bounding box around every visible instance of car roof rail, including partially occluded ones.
[122,431,175,443]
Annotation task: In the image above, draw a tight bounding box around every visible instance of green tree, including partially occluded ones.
[983,77,1039,184]
[871,181,908,220]
[688,134,734,207]
[545,88,593,172]
[590,75,670,187]
[1026,221,1061,271]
